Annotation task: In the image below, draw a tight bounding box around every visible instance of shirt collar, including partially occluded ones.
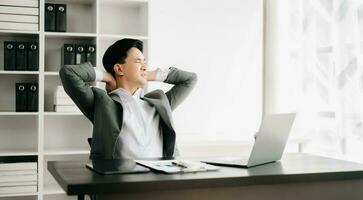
[109,87,144,103]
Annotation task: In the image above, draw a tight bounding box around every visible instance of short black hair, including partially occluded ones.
[102,38,143,77]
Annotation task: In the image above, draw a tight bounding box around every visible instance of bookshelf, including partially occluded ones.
[0,0,149,199]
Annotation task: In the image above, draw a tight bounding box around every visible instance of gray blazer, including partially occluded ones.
[59,62,197,159]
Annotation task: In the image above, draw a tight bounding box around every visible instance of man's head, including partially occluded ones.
[102,38,147,89]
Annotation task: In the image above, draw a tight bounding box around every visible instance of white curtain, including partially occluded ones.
[279,0,363,161]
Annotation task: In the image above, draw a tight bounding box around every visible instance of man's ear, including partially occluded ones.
[113,63,124,76]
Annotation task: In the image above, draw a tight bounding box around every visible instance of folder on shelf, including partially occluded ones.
[0,170,37,176]
[0,174,37,183]
[0,21,38,31]
[0,157,37,171]
[0,6,39,16]
[55,4,67,32]
[0,185,37,194]
[0,0,39,8]
[27,42,38,71]
[15,42,27,71]
[16,83,27,112]
[86,44,96,67]
[0,156,38,194]
[62,44,75,66]
[4,41,16,70]
[45,3,55,32]
[0,14,38,23]
[75,44,86,65]
[27,83,38,112]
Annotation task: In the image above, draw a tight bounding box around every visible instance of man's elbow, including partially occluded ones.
[59,65,73,83]
[190,72,198,86]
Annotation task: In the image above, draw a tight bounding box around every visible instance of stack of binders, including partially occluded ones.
[4,41,39,71]
[45,3,66,32]
[54,86,80,112]
[15,83,38,112]
[0,0,39,31]
[0,156,38,195]
[62,44,96,66]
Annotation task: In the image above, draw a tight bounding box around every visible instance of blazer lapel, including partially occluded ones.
[142,90,174,130]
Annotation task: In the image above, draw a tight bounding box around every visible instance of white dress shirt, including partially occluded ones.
[94,68,169,159]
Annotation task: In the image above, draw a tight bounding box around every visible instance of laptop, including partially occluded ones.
[201,113,296,168]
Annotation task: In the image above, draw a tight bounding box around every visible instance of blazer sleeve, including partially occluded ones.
[164,67,198,111]
[59,62,96,121]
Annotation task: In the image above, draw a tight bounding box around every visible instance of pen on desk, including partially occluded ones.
[172,161,188,168]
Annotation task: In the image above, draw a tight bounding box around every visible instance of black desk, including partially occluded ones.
[48,153,363,200]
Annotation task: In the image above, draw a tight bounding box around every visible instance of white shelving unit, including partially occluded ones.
[0,0,149,199]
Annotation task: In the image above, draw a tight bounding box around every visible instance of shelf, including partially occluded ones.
[44,32,97,39]
[0,112,38,116]
[99,34,148,40]
[0,71,39,75]
[0,30,39,36]
[0,0,148,198]
[44,112,83,116]
[43,184,65,195]
[44,148,90,156]
[0,149,38,156]
[45,0,97,33]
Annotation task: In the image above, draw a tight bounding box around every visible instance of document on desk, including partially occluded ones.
[135,160,220,174]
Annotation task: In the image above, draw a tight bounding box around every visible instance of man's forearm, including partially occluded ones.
[149,68,170,82]
[147,70,157,81]
[102,71,115,83]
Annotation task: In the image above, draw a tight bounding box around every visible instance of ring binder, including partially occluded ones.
[75,44,86,64]
[27,42,39,71]
[55,4,66,32]
[27,83,38,112]
[4,41,16,70]
[15,42,27,71]
[45,3,55,31]
[62,44,75,66]
[86,44,96,67]
[16,83,27,112]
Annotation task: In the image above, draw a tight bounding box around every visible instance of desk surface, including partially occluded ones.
[48,153,363,195]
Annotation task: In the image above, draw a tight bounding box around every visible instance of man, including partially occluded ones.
[59,38,197,159]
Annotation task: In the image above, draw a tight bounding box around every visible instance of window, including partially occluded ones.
[267,0,363,162]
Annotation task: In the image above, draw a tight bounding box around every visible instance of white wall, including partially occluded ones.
[148,0,263,146]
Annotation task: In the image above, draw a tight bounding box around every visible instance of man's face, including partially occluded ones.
[118,47,147,87]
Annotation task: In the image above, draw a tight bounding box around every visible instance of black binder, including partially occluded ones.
[27,42,39,71]
[55,4,67,32]
[16,42,27,71]
[75,44,86,64]
[86,44,96,67]
[27,83,38,112]
[62,44,75,66]
[16,83,27,112]
[4,41,16,70]
[45,3,56,32]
